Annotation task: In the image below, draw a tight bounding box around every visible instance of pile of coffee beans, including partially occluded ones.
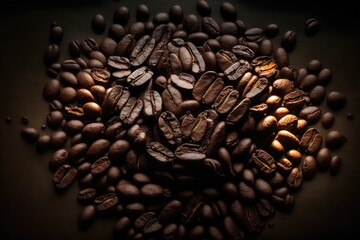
[21,1,348,239]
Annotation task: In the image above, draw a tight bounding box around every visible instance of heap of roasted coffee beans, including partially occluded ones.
[21,1,348,239]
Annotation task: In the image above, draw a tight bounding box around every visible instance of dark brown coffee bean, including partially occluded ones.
[90,156,111,176]
[325,130,347,150]
[300,127,322,154]
[224,60,251,82]
[192,71,217,101]
[286,167,303,189]
[50,130,68,149]
[281,30,297,52]
[44,44,60,66]
[49,148,68,171]
[220,2,237,21]
[226,98,251,125]
[127,66,153,87]
[330,155,342,175]
[77,188,96,203]
[317,68,332,85]
[107,139,130,161]
[183,14,200,34]
[305,18,320,36]
[283,90,305,110]
[316,147,332,171]
[147,141,175,164]
[143,90,162,118]
[162,84,183,115]
[327,91,346,110]
[175,143,206,162]
[94,192,118,211]
[251,149,276,175]
[302,155,317,179]
[213,86,239,115]
[81,38,98,56]
[244,28,264,43]
[52,164,77,189]
[168,4,183,24]
[201,17,220,37]
[232,45,255,60]
[78,205,96,230]
[321,112,335,129]
[299,106,321,125]
[265,23,279,38]
[113,6,129,25]
[119,97,143,125]
[135,4,149,22]
[85,138,111,161]
[309,85,326,105]
[158,111,182,146]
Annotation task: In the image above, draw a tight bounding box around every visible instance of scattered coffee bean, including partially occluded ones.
[20,2,350,240]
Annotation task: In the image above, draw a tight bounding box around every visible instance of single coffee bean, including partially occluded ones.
[321,112,335,129]
[327,91,346,110]
[299,106,321,125]
[44,44,60,66]
[325,130,347,150]
[92,14,106,34]
[94,192,118,211]
[43,79,61,100]
[49,23,63,44]
[251,149,276,176]
[305,18,320,36]
[53,164,77,189]
[146,141,175,165]
[316,147,332,171]
[78,205,96,230]
[220,2,237,21]
[281,30,297,52]
[330,155,342,175]
[302,155,317,179]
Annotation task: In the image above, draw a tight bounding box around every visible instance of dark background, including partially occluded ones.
[0,0,359,239]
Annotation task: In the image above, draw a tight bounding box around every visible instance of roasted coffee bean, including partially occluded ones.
[232,45,255,59]
[220,2,237,21]
[183,14,200,34]
[201,17,220,37]
[147,141,175,164]
[192,71,217,102]
[330,155,342,175]
[119,97,143,125]
[78,204,96,230]
[321,112,335,129]
[212,86,239,115]
[224,60,251,82]
[287,167,303,189]
[317,67,332,85]
[251,149,276,175]
[283,90,305,110]
[216,50,238,72]
[305,18,320,36]
[90,156,111,175]
[53,164,77,189]
[113,6,129,25]
[130,35,156,66]
[309,85,326,105]
[85,138,111,161]
[158,111,182,146]
[276,130,299,150]
[325,130,347,150]
[175,143,206,162]
[281,30,297,52]
[300,127,322,154]
[316,147,332,171]
[327,91,346,110]
[94,192,118,211]
[77,188,96,203]
[49,148,68,171]
[170,73,195,91]
[127,66,153,87]
[162,84,183,115]
[44,44,60,66]
[302,155,317,179]
[143,90,162,118]
[299,106,321,125]
[245,28,264,43]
